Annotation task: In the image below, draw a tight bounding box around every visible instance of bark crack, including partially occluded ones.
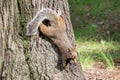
[17,0,35,80]
[0,61,4,79]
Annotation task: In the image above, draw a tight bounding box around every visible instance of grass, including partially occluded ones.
[68,0,120,69]
[77,40,120,69]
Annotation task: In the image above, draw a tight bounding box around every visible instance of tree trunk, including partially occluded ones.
[0,0,85,80]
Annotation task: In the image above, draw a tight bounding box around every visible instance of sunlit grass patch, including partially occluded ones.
[77,40,120,69]
[78,52,94,69]
[97,52,114,69]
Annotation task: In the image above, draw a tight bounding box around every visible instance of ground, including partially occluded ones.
[84,64,120,80]
[83,60,120,80]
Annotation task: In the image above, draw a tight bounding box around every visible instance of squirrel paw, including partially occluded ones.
[73,59,77,65]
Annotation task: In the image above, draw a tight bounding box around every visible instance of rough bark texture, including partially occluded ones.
[0,0,85,80]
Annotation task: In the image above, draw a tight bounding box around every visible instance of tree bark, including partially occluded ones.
[0,0,85,80]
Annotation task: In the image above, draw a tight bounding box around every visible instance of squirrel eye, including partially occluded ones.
[67,48,71,52]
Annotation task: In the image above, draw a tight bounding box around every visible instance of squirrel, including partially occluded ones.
[26,8,77,69]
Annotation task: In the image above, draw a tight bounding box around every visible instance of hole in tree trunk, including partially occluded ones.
[42,19,51,26]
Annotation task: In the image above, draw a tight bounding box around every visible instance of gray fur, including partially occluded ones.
[26,8,61,36]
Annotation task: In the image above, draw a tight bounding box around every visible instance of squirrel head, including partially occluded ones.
[41,16,66,32]
[67,47,77,59]
[64,47,77,66]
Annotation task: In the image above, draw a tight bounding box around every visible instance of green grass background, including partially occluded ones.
[68,0,120,69]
